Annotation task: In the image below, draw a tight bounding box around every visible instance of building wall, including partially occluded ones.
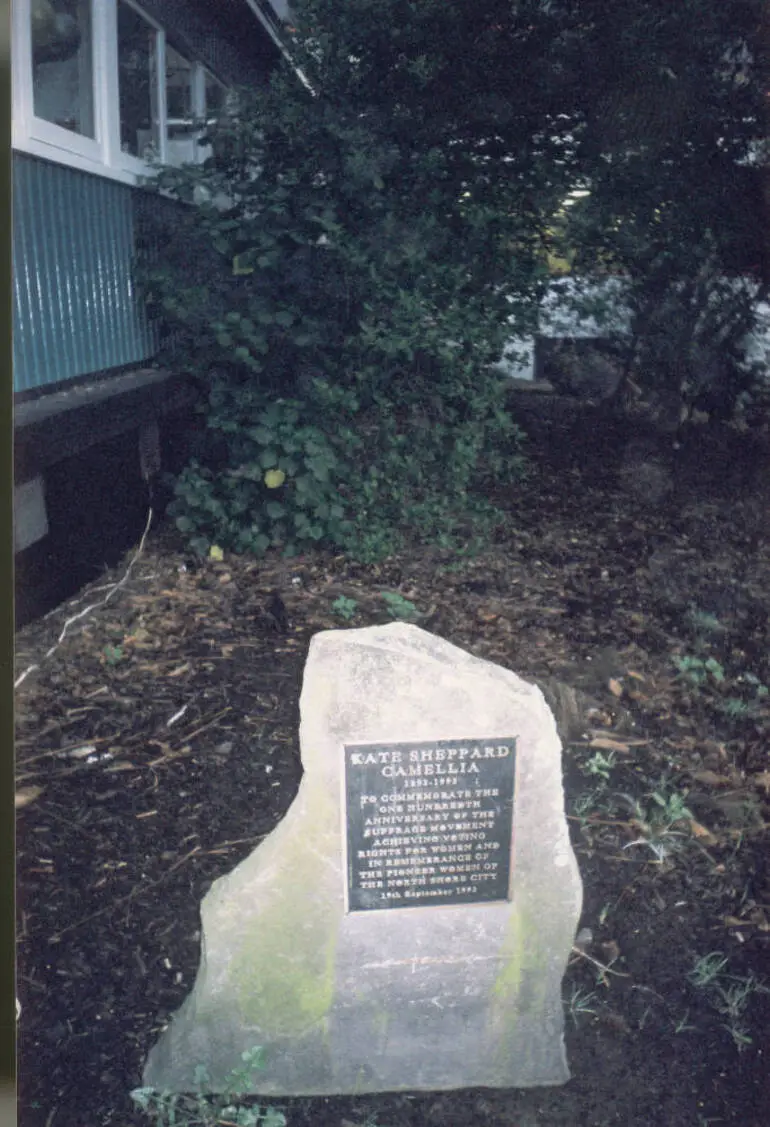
[13,3,283,396]
[13,152,159,394]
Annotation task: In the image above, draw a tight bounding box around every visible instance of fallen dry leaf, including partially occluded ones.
[588,736,637,753]
[691,770,736,788]
[15,786,43,809]
[124,627,151,643]
[587,731,649,745]
[689,819,719,846]
[725,909,770,932]
[749,909,770,931]
[167,663,191,678]
[751,770,770,794]
[608,678,624,697]
[476,609,499,622]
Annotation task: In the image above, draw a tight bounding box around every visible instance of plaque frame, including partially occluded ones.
[342,736,517,913]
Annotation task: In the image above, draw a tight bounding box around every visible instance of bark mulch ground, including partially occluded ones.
[15,405,770,1127]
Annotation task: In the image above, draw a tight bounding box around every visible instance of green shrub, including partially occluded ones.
[138,3,540,561]
[168,382,352,557]
[168,372,523,560]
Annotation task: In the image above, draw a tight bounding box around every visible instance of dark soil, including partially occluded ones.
[15,402,770,1127]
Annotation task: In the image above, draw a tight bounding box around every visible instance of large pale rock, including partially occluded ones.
[143,623,582,1095]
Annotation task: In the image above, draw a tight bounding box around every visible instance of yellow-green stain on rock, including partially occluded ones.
[492,902,526,1006]
[228,788,341,1037]
[489,898,548,1067]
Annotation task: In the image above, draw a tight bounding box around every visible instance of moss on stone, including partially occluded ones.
[228,789,341,1037]
[492,902,526,1006]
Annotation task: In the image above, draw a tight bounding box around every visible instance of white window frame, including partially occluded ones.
[12,0,229,186]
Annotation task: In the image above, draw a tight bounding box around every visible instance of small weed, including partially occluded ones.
[674,1009,696,1034]
[581,751,616,781]
[103,644,125,666]
[713,976,763,1020]
[380,591,420,621]
[673,654,725,686]
[718,697,752,718]
[742,672,768,697]
[566,985,597,1026]
[132,1046,286,1127]
[331,595,358,621]
[715,673,769,722]
[620,784,692,860]
[649,789,692,825]
[687,607,725,635]
[688,952,729,988]
[723,1022,753,1052]
[688,954,768,1053]
[570,791,601,828]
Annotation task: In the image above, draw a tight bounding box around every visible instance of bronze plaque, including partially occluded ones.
[344,738,516,912]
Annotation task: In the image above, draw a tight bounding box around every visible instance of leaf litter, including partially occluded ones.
[15,405,770,1127]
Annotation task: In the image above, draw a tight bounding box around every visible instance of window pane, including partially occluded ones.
[166,45,197,165]
[204,70,227,119]
[118,1,159,159]
[32,0,95,137]
[166,45,193,124]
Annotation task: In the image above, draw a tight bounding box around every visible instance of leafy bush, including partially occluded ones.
[168,380,352,557]
[168,368,523,560]
[139,12,535,561]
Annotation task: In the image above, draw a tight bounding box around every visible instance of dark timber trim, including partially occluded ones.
[14,367,200,482]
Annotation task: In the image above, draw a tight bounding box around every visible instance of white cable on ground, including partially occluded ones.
[14,506,155,690]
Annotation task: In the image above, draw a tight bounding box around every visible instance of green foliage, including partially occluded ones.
[687,953,769,1052]
[620,784,693,860]
[673,650,768,727]
[566,985,598,1027]
[131,1047,286,1127]
[580,750,616,781]
[331,595,358,620]
[136,1,572,562]
[166,371,521,560]
[140,0,766,562]
[673,654,726,686]
[719,697,752,719]
[168,383,352,557]
[570,790,603,829]
[379,591,419,621]
[716,674,769,721]
[102,644,124,666]
[687,607,725,637]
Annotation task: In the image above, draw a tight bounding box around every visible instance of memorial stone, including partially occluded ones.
[142,623,582,1095]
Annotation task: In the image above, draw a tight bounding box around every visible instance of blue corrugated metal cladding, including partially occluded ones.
[13,153,159,394]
